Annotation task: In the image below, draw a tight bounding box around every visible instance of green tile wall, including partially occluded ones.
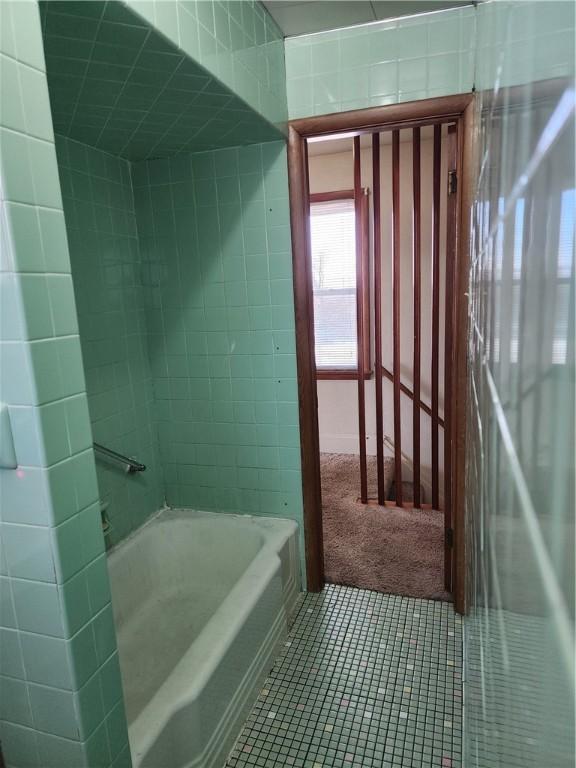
[125,0,287,130]
[0,2,130,767]
[474,0,575,90]
[131,141,304,554]
[285,0,576,122]
[55,135,164,548]
[464,2,575,767]
[285,5,476,118]
[40,1,282,160]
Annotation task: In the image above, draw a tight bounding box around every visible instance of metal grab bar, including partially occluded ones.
[93,442,146,473]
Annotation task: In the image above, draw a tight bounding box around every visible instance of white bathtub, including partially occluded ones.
[107,508,300,768]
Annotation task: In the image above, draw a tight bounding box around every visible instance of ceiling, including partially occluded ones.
[307,124,445,155]
[263,1,475,37]
[40,1,281,161]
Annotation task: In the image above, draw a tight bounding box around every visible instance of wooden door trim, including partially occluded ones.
[451,97,477,613]
[288,125,324,592]
[288,94,476,612]
[290,93,473,138]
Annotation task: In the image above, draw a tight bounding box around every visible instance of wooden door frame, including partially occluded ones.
[287,93,477,614]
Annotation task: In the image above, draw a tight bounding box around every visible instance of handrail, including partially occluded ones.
[93,442,146,473]
[381,366,445,428]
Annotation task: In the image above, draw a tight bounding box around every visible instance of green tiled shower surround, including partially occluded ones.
[54,136,165,546]
[1,0,294,766]
[0,1,130,766]
[285,1,576,122]
[55,134,303,549]
[133,142,302,529]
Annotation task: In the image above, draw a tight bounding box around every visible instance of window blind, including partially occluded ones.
[310,198,357,369]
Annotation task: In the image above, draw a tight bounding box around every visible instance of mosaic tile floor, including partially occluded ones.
[227,585,462,768]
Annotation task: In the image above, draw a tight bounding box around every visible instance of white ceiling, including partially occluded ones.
[263,1,476,37]
[307,124,439,155]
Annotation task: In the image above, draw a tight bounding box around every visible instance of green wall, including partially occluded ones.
[132,142,303,540]
[57,138,302,556]
[0,2,130,766]
[1,0,291,765]
[284,5,476,118]
[125,0,287,130]
[55,136,164,547]
[54,133,305,552]
[54,137,304,556]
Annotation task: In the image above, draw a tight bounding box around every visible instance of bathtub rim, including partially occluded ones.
[107,507,300,767]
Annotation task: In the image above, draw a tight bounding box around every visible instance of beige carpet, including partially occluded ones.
[321,453,450,601]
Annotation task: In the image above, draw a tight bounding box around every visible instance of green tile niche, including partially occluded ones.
[55,135,165,546]
[40,0,283,159]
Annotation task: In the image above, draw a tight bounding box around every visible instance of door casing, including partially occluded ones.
[287,93,477,614]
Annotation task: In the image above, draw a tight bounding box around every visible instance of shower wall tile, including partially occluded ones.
[55,135,164,548]
[285,1,575,122]
[285,6,476,118]
[133,141,304,559]
[464,2,575,767]
[0,3,130,766]
[125,0,287,130]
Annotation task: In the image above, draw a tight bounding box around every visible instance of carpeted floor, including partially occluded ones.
[321,452,450,601]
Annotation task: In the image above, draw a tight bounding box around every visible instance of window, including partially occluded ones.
[309,192,370,378]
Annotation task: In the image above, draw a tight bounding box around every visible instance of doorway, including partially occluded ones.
[287,95,475,613]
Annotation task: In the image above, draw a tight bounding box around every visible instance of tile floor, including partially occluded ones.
[227,585,462,768]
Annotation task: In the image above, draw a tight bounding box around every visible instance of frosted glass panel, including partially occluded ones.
[465,3,575,767]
